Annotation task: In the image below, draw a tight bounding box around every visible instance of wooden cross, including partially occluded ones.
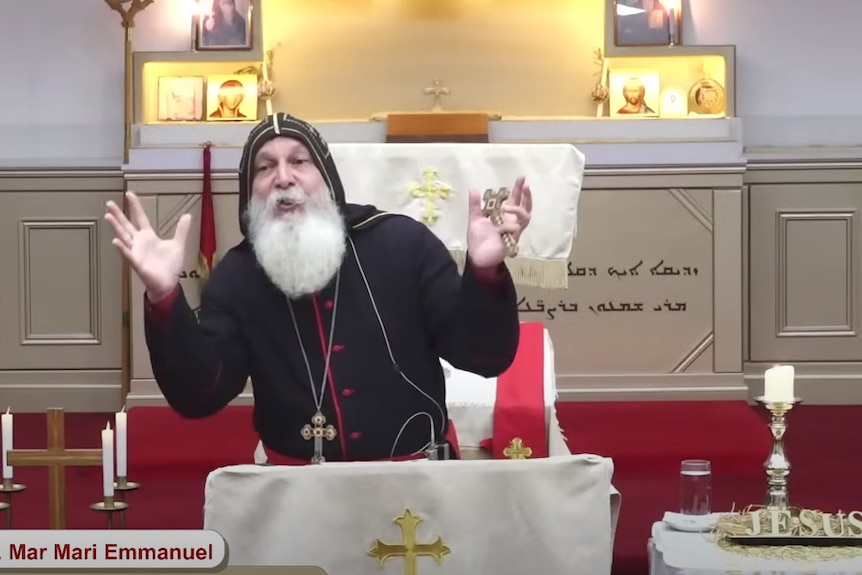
[423,79,450,112]
[503,437,532,459]
[7,408,103,529]
[482,187,519,257]
[300,411,337,464]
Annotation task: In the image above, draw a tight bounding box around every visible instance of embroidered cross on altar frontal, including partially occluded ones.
[301,411,337,463]
[369,509,451,575]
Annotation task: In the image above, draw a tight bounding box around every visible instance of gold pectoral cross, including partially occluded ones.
[482,187,519,257]
[301,411,337,464]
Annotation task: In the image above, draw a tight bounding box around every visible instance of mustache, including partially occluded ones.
[267,187,308,208]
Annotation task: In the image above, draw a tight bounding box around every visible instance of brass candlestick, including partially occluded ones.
[91,495,129,529]
[113,476,140,503]
[0,478,26,529]
[755,396,800,511]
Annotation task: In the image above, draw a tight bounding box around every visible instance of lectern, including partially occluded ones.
[384,112,492,143]
[204,455,620,574]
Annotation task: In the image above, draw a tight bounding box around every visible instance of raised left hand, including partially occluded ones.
[466,176,533,269]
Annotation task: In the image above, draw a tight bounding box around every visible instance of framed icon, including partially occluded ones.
[195,0,252,51]
[205,74,258,121]
[688,79,726,115]
[613,0,680,47]
[157,76,204,121]
[608,70,660,117]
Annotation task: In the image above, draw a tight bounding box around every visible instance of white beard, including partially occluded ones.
[245,186,346,299]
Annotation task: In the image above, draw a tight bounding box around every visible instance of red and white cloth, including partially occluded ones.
[444,322,569,459]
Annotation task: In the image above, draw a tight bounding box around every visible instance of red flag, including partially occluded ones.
[197,142,217,282]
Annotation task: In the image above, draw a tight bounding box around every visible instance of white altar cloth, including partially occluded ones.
[329,143,583,290]
[442,326,569,457]
[204,455,617,573]
[649,521,862,574]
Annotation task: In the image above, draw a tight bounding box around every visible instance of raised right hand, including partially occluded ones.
[105,191,192,302]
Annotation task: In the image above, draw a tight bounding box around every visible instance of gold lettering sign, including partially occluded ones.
[717,508,862,544]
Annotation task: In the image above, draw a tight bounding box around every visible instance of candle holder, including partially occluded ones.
[755,396,801,511]
[91,495,129,529]
[0,478,26,529]
[113,476,140,503]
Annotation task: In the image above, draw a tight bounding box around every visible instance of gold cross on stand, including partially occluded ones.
[7,408,103,529]
[369,509,450,575]
[503,437,532,459]
[301,411,337,464]
[409,169,452,226]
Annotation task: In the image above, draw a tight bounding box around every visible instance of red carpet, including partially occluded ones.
[3,402,860,575]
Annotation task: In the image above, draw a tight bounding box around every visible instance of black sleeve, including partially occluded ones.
[415,226,521,377]
[143,272,250,419]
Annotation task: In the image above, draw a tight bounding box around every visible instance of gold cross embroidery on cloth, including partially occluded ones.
[368,509,450,575]
[503,437,532,459]
[408,169,452,226]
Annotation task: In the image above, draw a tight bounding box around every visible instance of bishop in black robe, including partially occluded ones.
[129,114,525,464]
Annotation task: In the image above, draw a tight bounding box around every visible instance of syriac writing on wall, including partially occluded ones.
[569,259,698,278]
[519,259,699,320]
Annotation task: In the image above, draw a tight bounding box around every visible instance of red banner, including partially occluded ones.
[197,142,216,282]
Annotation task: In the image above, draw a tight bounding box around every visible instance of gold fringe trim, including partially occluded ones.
[709,506,862,563]
[449,250,569,290]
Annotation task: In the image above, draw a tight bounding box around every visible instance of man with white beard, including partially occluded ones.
[104,113,532,464]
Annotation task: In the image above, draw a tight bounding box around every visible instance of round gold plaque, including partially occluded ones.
[688,79,726,115]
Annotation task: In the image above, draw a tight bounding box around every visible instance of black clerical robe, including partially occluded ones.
[143,204,521,462]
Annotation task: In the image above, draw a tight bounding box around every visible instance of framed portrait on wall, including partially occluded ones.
[157,76,204,121]
[608,70,660,117]
[613,0,681,47]
[205,74,258,121]
[195,0,252,51]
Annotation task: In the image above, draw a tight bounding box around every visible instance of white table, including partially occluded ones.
[649,520,862,574]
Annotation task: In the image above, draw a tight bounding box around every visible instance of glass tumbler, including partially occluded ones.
[679,459,712,515]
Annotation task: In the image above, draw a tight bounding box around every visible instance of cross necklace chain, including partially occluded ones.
[287,271,341,464]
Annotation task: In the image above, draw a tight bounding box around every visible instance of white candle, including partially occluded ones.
[1,408,11,479]
[668,7,679,43]
[764,365,795,402]
[101,423,114,498]
[115,409,127,478]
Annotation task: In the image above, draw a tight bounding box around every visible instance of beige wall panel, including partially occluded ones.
[519,188,714,376]
[0,191,123,370]
[749,183,861,362]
